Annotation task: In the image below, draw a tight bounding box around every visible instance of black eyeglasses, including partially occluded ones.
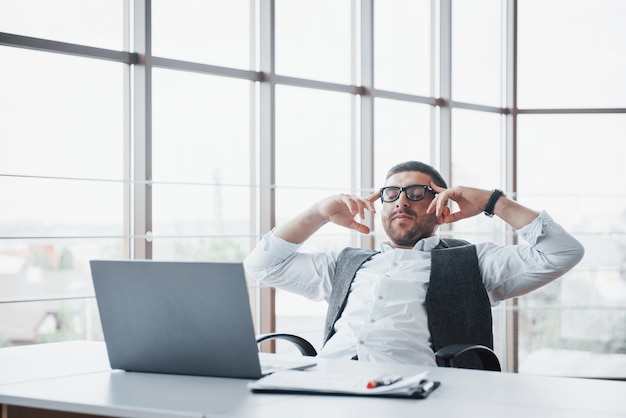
[380,184,436,203]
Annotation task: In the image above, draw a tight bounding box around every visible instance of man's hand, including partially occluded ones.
[274,192,379,244]
[314,192,379,234]
[427,183,492,224]
[427,182,539,230]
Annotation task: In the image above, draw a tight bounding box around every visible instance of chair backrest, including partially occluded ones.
[426,239,494,369]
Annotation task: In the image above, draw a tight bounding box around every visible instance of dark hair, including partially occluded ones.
[385,161,448,188]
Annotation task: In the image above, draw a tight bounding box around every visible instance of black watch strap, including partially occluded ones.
[484,189,505,217]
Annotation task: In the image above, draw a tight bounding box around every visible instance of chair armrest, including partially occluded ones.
[256,333,318,357]
[435,343,501,371]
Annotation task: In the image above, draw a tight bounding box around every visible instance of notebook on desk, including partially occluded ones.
[90,260,316,379]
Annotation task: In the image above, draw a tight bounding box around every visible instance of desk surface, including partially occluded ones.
[1,341,624,418]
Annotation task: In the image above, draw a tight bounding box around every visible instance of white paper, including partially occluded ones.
[248,370,430,396]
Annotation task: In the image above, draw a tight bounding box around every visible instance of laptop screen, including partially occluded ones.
[90,260,264,378]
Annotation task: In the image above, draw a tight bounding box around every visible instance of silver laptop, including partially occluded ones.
[90,260,316,379]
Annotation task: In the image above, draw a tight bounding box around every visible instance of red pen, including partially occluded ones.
[366,374,403,389]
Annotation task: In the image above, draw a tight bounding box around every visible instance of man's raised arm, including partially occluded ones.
[274,193,379,244]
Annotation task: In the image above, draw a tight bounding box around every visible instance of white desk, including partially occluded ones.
[1,341,624,418]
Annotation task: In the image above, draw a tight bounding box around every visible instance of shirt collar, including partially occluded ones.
[380,235,441,253]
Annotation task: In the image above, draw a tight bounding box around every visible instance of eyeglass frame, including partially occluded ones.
[379,184,437,203]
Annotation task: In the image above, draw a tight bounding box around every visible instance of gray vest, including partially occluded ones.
[323,239,493,368]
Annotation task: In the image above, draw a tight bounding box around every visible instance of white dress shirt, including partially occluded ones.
[243,211,584,366]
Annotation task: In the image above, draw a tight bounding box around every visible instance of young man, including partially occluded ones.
[244,161,584,366]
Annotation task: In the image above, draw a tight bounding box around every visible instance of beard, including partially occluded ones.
[382,208,438,248]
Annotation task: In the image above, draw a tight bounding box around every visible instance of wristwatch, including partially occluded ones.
[484,189,505,217]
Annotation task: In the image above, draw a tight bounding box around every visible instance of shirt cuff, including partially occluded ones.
[261,229,302,256]
[517,210,551,246]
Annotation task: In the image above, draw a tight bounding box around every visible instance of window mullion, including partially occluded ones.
[258,0,277,345]
[131,0,153,260]
[504,0,519,374]
[359,0,374,250]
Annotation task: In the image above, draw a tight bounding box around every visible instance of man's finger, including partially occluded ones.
[430,181,447,193]
[352,221,371,235]
[366,191,380,202]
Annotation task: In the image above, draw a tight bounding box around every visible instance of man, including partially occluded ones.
[244,161,584,366]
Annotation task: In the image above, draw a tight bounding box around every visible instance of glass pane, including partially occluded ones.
[275,85,353,191]
[151,235,251,262]
[518,0,626,108]
[152,69,251,185]
[374,0,431,95]
[373,99,432,184]
[0,0,124,50]
[151,69,252,261]
[517,114,626,378]
[451,110,502,190]
[0,177,124,238]
[0,47,124,180]
[0,237,124,296]
[152,0,251,69]
[275,0,352,84]
[151,184,251,260]
[0,299,103,346]
[0,177,125,338]
[452,0,502,106]
[517,114,626,211]
[0,235,121,346]
[450,109,504,241]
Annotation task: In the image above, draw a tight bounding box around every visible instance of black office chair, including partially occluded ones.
[257,333,501,372]
[256,282,502,371]
[256,283,502,371]
[256,241,502,372]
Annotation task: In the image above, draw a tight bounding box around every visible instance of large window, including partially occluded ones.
[514,0,626,378]
[1,0,624,378]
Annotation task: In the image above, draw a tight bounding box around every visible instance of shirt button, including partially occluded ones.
[369,318,375,323]
[378,295,384,300]
[359,340,365,345]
